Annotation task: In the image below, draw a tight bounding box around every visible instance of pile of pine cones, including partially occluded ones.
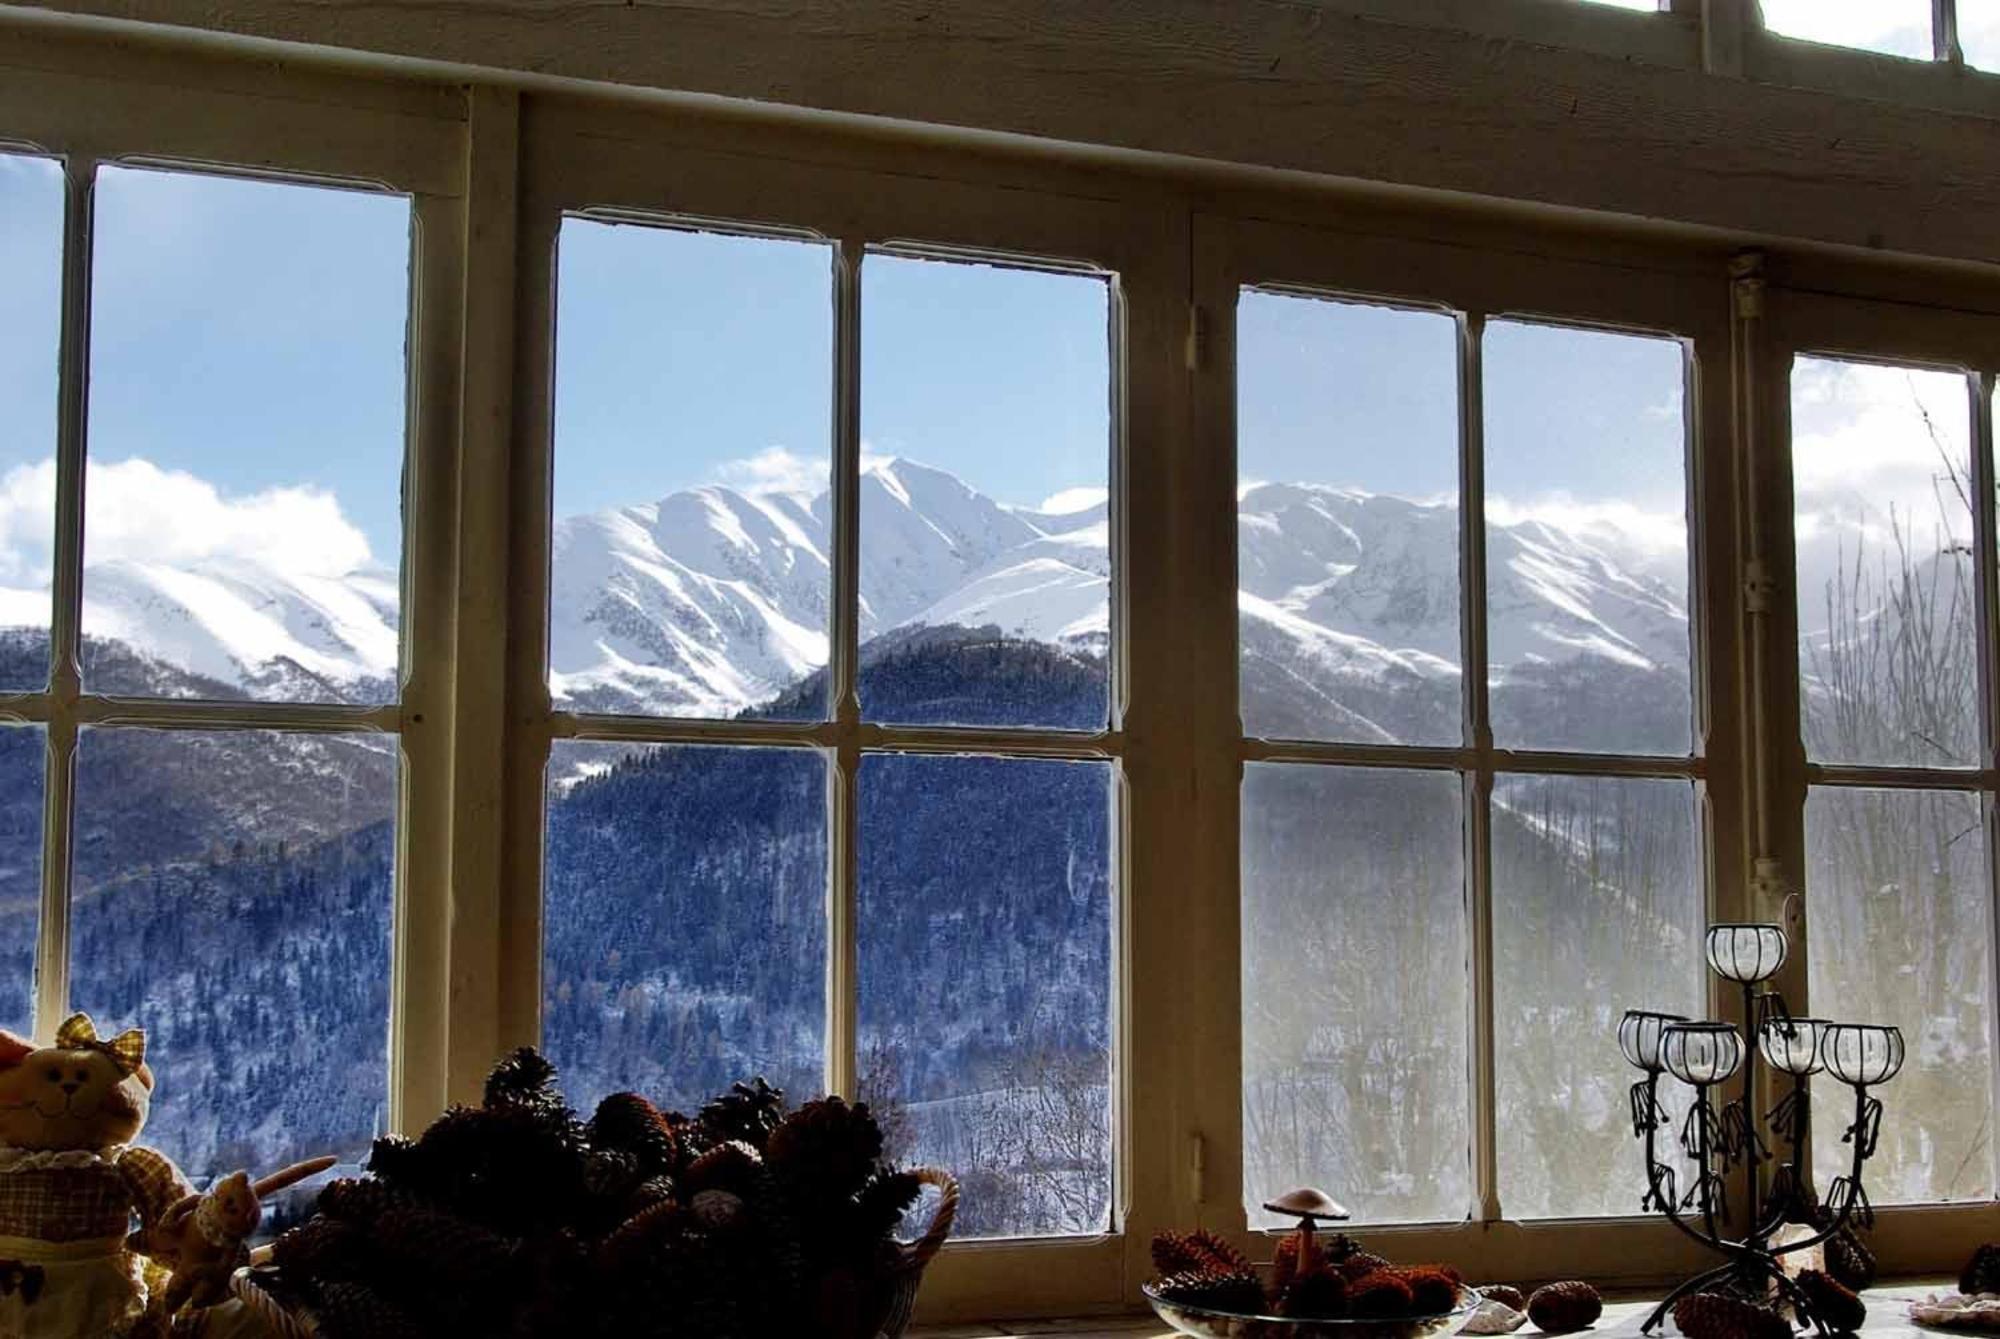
[250,1052,924,1339]
[1150,1229,1469,1321]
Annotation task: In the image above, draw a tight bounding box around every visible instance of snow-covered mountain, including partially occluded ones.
[0,458,1692,742]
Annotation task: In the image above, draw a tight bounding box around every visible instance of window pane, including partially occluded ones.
[1242,764,1470,1225]
[858,253,1110,731]
[1761,0,1933,58]
[1967,1,2000,71]
[0,154,61,692]
[68,727,395,1186]
[0,725,45,1036]
[1493,774,1701,1219]
[551,220,833,722]
[858,753,1112,1238]
[1808,787,1994,1204]
[1793,357,1975,768]
[542,742,827,1114]
[1485,321,1691,755]
[1237,290,1461,746]
[83,167,407,705]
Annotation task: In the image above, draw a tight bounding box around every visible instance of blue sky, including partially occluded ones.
[0,152,1823,590]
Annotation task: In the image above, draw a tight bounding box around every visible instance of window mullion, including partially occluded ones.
[1937,0,1965,64]
[1458,311,1501,1223]
[33,152,95,1040]
[825,238,863,1101]
[1972,369,2000,1198]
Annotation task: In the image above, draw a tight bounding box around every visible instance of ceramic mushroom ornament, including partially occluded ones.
[1265,1186,1350,1276]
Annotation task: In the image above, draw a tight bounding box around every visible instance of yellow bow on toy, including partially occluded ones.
[54,1013,146,1077]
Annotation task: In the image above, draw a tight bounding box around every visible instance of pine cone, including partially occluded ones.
[685,1139,764,1196]
[1810,1204,1877,1289]
[1672,1292,1791,1339]
[1154,1269,1268,1315]
[694,1078,788,1153]
[1527,1281,1603,1333]
[314,1280,426,1339]
[765,1096,883,1204]
[271,1217,364,1280]
[1350,1271,1417,1318]
[1962,1243,2000,1296]
[483,1047,563,1111]
[316,1177,400,1226]
[1399,1266,1463,1315]
[1153,1230,1229,1277]
[1483,1286,1528,1312]
[584,1148,643,1202]
[588,1092,683,1178]
[372,1202,515,1285]
[1340,1250,1395,1281]
[1280,1266,1349,1320]
[853,1168,923,1241]
[1797,1269,1866,1332]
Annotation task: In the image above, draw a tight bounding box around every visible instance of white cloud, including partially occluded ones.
[711,446,827,498]
[1039,486,1108,515]
[1486,494,1687,559]
[1759,0,1933,57]
[0,456,374,588]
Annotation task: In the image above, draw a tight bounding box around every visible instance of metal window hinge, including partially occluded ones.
[1744,559,1776,614]
[1730,251,1766,321]
[1189,1129,1208,1204]
[1186,304,1209,372]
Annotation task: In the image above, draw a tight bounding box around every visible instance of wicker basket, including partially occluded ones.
[233,1165,958,1339]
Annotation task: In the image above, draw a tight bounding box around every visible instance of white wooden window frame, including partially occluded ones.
[1749,281,2000,1272]
[1190,210,1746,1290]
[1,23,1998,1325]
[0,36,471,1134]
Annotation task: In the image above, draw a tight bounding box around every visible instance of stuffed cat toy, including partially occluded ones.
[0,1014,194,1339]
[142,1156,335,1325]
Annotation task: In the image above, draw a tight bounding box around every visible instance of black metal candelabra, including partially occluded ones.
[1620,923,1904,1335]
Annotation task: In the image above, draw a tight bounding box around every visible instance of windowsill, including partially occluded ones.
[917,1283,1959,1338]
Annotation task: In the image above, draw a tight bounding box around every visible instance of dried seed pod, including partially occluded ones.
[1399,1265,1464,1315]
[1527,1280,1603,1333]
[1672,1292,1791,1339]
[1797,1269,1867,1332]
[1280,1266,1349,1320]
[1340,1250,1395,1281]
[1963,1244,2000,1297]
[1350,1271,1417,1318]
[1154,1269,1268,1315]
[1483,1285,1528,1312]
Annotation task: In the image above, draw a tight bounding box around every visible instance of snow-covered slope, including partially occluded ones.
[0,460,1691,730]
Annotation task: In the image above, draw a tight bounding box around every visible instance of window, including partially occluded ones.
[1759,0,1936,59]
[1789,352,1999,1205]
[1234,273,1706,1228]
[1967,1,2000,69]
[0,156,413,1193]
[539,214,1118,1241]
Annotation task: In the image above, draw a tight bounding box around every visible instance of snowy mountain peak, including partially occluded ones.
[7,460,1690,729]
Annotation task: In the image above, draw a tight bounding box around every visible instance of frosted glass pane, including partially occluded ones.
[1967,1,2000,71]
[542,742,827,1114]
[84,167,408,705]
[0,154,61,693]
[1242,764,1470,1225]
[1793,357,1976,768]
[551,221,833,722]
[1485,321,1691,755]
[1237,290,1462,746]
[1493,774,1702,1219]
[1761,0,1933,59]
[858,753,1113,1239]
[68,727,394,1187]
[858,253,1111,730]
[1808,787,1994,1204]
